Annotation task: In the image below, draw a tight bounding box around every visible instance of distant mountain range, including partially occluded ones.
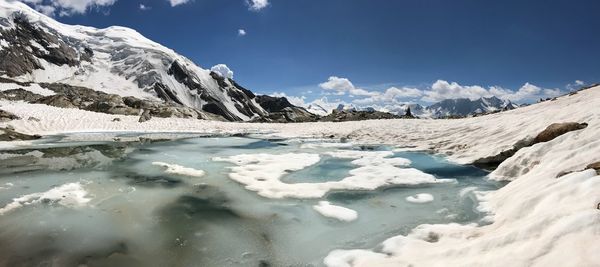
[331,96,518,118]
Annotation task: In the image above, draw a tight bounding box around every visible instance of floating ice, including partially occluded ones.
[313,201,358,222]
[152,162,206,177]
[214,151,450,199]
[406,193,434,204]
[0,182,91,215]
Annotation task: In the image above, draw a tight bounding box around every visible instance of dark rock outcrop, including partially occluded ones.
[0,109,20,122]
[255,95,294,113]
[0,88,44,102]
[254,95,319,122]
[473,137,535,169]
[586,162,600,175]
[474,122,588,169]
[319,109,401,122]
[33,94,77,108]
[0,127,41,141]
[533,122,588,143]
[0,15,79,77]
[138,110,151,122]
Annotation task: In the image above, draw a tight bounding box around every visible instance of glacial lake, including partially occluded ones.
[0,134,504,267]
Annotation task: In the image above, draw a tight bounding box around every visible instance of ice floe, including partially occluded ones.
[152,162,206,177]
[215,151,450,199]
[405,193,434,203]
[0,182,91,215]
[313,201,358,222]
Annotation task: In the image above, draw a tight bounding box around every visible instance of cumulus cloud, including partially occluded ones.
[422,80,561,102]
[210,64,234,79]
[168,0,190,7]
[247,0,269,11]
[575,80,585,86]
[319,76,377,96]
[238,29,247,36]
[352,86,423,106]
[22,0,118,16]
[139,3,150,10]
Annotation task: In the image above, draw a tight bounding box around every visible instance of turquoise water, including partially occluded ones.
[0,135,503,267]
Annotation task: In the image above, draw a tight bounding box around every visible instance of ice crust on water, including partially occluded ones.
[214,150,449,199]
[313,201,358,222]
[152,162,206,177]
[405,193,434,203]
[0,182,90,215]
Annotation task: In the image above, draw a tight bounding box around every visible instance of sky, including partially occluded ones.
[18,0,600,109]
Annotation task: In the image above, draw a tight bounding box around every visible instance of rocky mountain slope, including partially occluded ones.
[0,0,269,121]
[426,96,518,118]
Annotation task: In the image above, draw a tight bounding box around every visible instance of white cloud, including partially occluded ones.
[575,80,585,86]
[169,0,190,7]
[422,80,490,102]
[139,3,150,10]
[238,29,247,36]
[422,80,561,102]
[352,86,423,106]
[22,0,118,16]
[247,0,269,11]
[210,64,234,79]
[319,76,377,96]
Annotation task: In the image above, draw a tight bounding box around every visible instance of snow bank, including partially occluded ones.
[214,151,447,199]
[313,201,358,222]
[0,182,91,215]
[405,193,434,203]
[152,162,206,177]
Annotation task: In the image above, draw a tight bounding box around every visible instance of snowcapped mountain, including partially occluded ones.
[426,96,518,118]
[0,0,267,121]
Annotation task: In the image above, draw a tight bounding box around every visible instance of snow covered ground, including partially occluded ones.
[0,86,599,266]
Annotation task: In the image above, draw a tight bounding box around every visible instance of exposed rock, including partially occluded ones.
[533,122,588,143]
[255,95,295,113]
[586,162,600,175]
[557,161,600,178]
[320,109,401,122]
[405,106,414,118]
[473,137,535,169]
[254,95,318,122]
[138,110,152,122]
[0,109,20,122]
[475,122,588,169]
[112,118,121,122]
[0,88,44,102]
[0,15,79,77]
[0,127,41,141]
[33,95,77,108]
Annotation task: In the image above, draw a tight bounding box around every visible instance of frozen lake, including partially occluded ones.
[0,134,504,267]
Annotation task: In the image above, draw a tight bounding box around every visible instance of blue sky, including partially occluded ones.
[20,0,600,107]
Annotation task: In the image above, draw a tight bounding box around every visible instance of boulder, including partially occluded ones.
[139,110,152,122]
[533,122,588,143]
